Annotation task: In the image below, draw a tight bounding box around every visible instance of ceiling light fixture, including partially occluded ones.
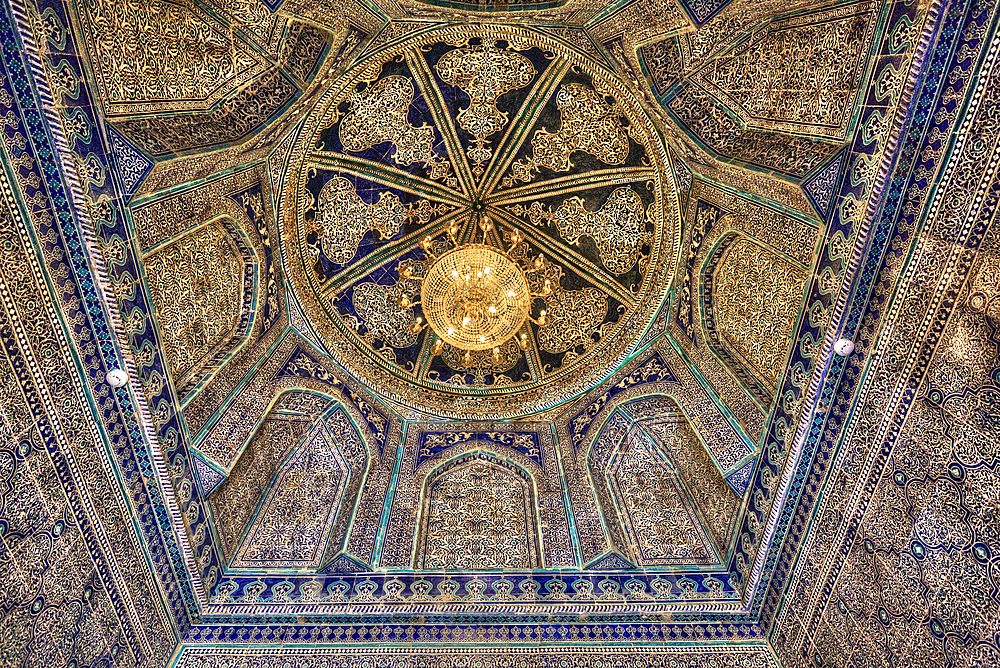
[396,213,550,367]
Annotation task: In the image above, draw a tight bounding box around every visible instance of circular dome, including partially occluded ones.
[421,245,531,352]
[283,25,679,418]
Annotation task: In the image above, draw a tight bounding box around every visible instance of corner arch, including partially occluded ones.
[207,388,375,568]
[699,231,809,405]
[142,215,257,401]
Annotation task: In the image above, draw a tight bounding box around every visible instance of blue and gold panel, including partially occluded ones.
[495,70,652,191]
[416,430,544,469]
[328,247,431,375]
[379,421,570,570]
[230,406,368,571]
[603,427,719,566]
[502,180,656,291]
[677,198,728,343]
[422,38,550,184]
[313,55,456,187]
[415,452,542,570]
[143,217,257,400]
[303,170,456,279]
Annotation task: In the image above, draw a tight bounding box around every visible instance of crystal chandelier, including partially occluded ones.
[396,214,551,367]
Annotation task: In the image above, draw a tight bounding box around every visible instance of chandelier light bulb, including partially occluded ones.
[397,294,411,308]
[399,263,413,278]
[510,230,522,245]
[537,309,547,326]
[431,339,444,356]
[518,333,529,351]
[462,350,472,367]
[492,347,501,364]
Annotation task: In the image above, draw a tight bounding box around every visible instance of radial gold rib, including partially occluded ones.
[405,51,477,200]
[488,206,638,308]
[487,167,657,205]
[310,152,468,208]
[320,207,470,295]
[478,58,572,196]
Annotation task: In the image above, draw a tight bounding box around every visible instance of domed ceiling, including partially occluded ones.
[282,25,678,418]
[8,0,999,664]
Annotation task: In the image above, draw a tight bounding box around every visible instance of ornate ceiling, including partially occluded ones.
[283,25,676,417]
[0,0,998,667]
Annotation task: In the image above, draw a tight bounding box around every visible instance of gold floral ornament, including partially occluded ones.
[317,176,406,264]
[396,216,551,367]
[506,83,631,186]
[509,186,648,274]
[338,76,452,182]
[435,41,535,177]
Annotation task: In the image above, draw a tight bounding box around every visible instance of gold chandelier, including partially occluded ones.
[396,214,551,367]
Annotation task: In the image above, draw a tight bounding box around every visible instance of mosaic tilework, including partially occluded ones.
[678,0,733,24]
[640,410,741,554]
[231,407,366,570]
[73,0,343,157]
[603,426,717,565]
[173,645,781,667]
[0,4,186,663]
[381,421,568,569]
[723,0,941,615]
[2,0,996,665]
[694,1,880,140]
[672,180,818,439]
[417,454,541,570]
[704,234,810,401]
[766,0,1000,664]
[143,219,256,400]
[105,123,153,199]
[641,0,882,179]
[801,151,845,220]
[208,390,335,562]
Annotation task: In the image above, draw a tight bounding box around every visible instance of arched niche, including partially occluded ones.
[700,232,809,404]
[229,405,369,570]
[586,411,718,567]
[142,216,256,400]
[208,391,372,570]
[628,398,743,557]
[413,452,542,570]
